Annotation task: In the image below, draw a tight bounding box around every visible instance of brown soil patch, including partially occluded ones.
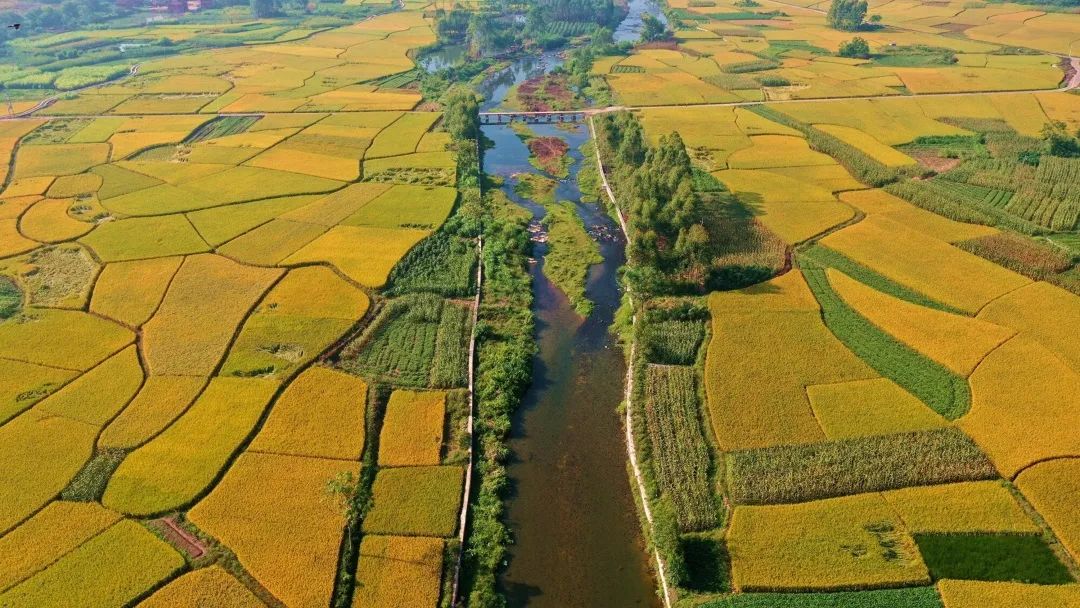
[907,149,961,173]
[152,516,208,559]
[937,22,975,34]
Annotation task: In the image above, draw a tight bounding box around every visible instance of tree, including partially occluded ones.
[827,0,868,31]
[1042,121,1080,158]
[250,0,278,17]
[640,12,668,42]
[467,12,496,58]
[591,26,614,51]
[838,36,870,58]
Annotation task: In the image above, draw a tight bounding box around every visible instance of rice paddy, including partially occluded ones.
[0,0,1077,603]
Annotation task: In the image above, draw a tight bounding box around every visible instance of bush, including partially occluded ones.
[726,428,996,505]
[838,37,870,59]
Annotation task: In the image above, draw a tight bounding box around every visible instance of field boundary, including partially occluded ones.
[450,234,483,605]
[589,115,675,608]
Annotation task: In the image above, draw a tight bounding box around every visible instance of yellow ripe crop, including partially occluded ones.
[46,173,102,198]
[353,535,444,608]
[728,493,930,592]
[0,410,97,534]
[0,501,121,593]
[186,195,318,247]
[13,143,109,179]
[98,376,207,450]
[828,269,1015,376]
[937,580,1080,608]
[217,219,327,266]
[80,215,211,262]
[109,95,211,115]
[90,256,184,327]
[256,266,370,320]
[705,273,875,450]
[37,345,142,427]
[141,566,264,608]
[978,281,1080,372]
[0,520,183,607]
[807,378,945,440]
[281,183,391,227]
[767,165,864,194]
[248,147,360,181]
[820,215,1030,314]
[3,177,55,198]
[282,225,431,288]
[774,98,968,145]
[727,135,835,169]
[882,481,1039,534]
[19,199,93,243]
[837,190,997,243]
[188,452,354,608]
[0,359,75,425]
[103,377,280,516]
[362,466,463,537]
[343,185,457,230]
[815,125,916,167]
[714,169,855,244]
[107,130,192,160]
[379,390,446,466]
[250,366,367,460]
[219,314,353,380]
[1037,92,1080,131]
[1016,459,1080,563]
[961,335,1080,478]
[142,254,282,376]
[0,308,134,370]
[365,112,440,159]
[362,150,456,172]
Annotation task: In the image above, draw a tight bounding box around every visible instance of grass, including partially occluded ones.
[89,256,183,327]
[643,365,718,532]
[60,448,127,502]
[0,520,183,607]
[37,346,142,428]
[542,201,602,317]
[361,466,463,537]
[700,587,943,607]
[340,294,467,388]
[726,428,996,505]
[826,269,1015,377]
[353,535,444,608]
[727,493,930,592]
[187,452,354,608]
[2,245,97,309]
[98,376,206,450]
[801,263,971,419]
[1015,459,1080,564]
[385,232,477,298]
[0,501,121,593]
[103,377,279,516]
[378,390,446,467]
[249,367,367,461]
[914,534,1072,584]
[141,566,264,608]
[141,254,281,376]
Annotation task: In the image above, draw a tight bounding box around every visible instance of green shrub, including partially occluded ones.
[701,587,943,607]
[386,232,478,298]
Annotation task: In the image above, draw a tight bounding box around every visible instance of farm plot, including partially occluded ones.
[188,452,354,608]
[379,390,446,467]
[1015,459,1080,563]
[354,535,444,608]
[362,465,463,537]
[140,566,264,608]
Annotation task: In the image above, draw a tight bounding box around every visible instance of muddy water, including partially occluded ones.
[483,121,661,607]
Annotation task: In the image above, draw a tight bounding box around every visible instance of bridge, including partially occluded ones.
[478,107,623,125]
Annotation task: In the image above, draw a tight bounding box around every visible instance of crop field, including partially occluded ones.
[2,0,1079,604]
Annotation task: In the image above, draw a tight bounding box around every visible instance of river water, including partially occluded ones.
[425,4,665,605]
[482,117,660,608]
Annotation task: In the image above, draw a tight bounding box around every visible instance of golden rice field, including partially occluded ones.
[1,0,1079,603]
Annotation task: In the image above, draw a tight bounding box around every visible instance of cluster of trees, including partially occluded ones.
[838,36,870,58]
[640,12,669,42]
[1042,121,1080,158]
[826,0,868,31]
[0,0,127,44]
[595,112,715,297]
